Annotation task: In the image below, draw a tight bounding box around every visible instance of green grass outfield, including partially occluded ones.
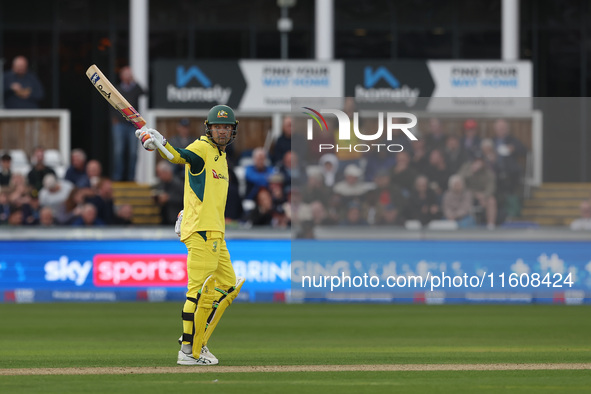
[0,303,590,393]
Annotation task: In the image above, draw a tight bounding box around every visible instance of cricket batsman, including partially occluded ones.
[136,105,245,365]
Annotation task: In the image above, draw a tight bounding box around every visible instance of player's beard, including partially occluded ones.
[213,134,230,146]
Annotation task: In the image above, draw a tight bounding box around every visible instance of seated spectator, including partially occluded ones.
[245,148,273,200]
[444,134,467,175]
[247,188,274,226]
[457,155,497,229]
[365,146,398,183]
[319,153,339,187]
[72,203,105,226]
[62,187,93,225]
[8,208,24,225]
[39,206,56,226]
[27,147,56,195]
[424,118,446,152]
[271,116,292,166]
[0,191,10,224]
[442,175,474,228]
[405,175,441,225]
[333,164,375,207]
[7,173,31,209]
[370,170,407,226]
[21,193,41,225]
[113,204,134,226]
[268,172,287,207]
[342,201,367,226]
[86,159,103,189]
[277,150,305,190]
[86,178,115,224]
[570,200,591,230]
[1,153,12,187]
[410,139,429,176]
[302,167,331,207]
[38,174,74,224]
[390,151,418,196]
[461,119,481,159]
[65,149,90,188]
[424,149,451,196]
[153,161,184,225]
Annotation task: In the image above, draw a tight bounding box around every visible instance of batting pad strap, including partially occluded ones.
[182,312,194,321]
[186,296,199,305]
[214,287,228,296]
[182,333,193,343]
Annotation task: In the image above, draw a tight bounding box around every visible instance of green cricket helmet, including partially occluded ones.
[204,105,239,147]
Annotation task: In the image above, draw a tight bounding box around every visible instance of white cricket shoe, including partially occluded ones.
[200,345,219,364]
[177,350,218,366]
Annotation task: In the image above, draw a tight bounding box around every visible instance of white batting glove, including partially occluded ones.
[174,210,183,237]
[136,126,166,152]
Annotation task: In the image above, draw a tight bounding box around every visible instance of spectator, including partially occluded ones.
[410,139,429,176]
[0,191,10,224]
[27,147,56,195]
[168,118,194,180]
[342,201,367,226]
[72,203,105,226]
[268,172,287,207]
[370,170,407,226]
[7,173,30,208]
[86,178,115,224]
[442,175,474,228]
[65,149,90,188]
[457,155,497,229]
[247,188,274,226]
[62,187,91,225]
[333,164,375,208]
[319,153,339,187]
[424,149,451,196]
[1,153,12,187]
[153,161,184,225]
[7,208,24,225]
[86,159,103,189]
[364,146,398,183]
[38,206,55,226]
[113,204,134,226]
[110,66,146,181]
[461,119,481,159]
[302,167,331,207]
[444,134,467,174]
[277,151,305,190]
[390,150,418,196]
[272,116,292,165]
[570,200,591,230]
[424,118,446,152]
[21,193,41,225]
[245,148,273,200]
[168,118,194,149]
[405,175,441,226]
[491,119,526,218]
[38,174,74,224]
[3,55,44,109]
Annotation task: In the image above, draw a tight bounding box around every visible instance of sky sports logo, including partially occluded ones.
[302,106,418,153]
[93,254,187,287]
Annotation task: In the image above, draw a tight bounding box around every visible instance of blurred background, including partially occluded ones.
[0,0,590,303]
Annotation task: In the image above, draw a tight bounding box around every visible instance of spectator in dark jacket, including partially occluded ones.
[153,161,184,225]
[3,56,44,109]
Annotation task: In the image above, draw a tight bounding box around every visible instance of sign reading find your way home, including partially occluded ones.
[152,60,532,112]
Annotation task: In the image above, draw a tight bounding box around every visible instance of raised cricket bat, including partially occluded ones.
[85,64,174,160]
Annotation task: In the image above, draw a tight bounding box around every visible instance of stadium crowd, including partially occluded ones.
[3,114,589,232]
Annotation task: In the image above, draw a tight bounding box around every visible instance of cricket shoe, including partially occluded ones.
[177,350,218,366]
[200,345,219,364]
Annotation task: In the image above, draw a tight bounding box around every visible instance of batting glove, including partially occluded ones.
[136,126,167,152]
[174,210,183,237]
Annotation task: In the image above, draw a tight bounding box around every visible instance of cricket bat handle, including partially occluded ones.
[153,138,174,160]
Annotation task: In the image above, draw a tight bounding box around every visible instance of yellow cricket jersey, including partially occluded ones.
[160,136,229,240]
